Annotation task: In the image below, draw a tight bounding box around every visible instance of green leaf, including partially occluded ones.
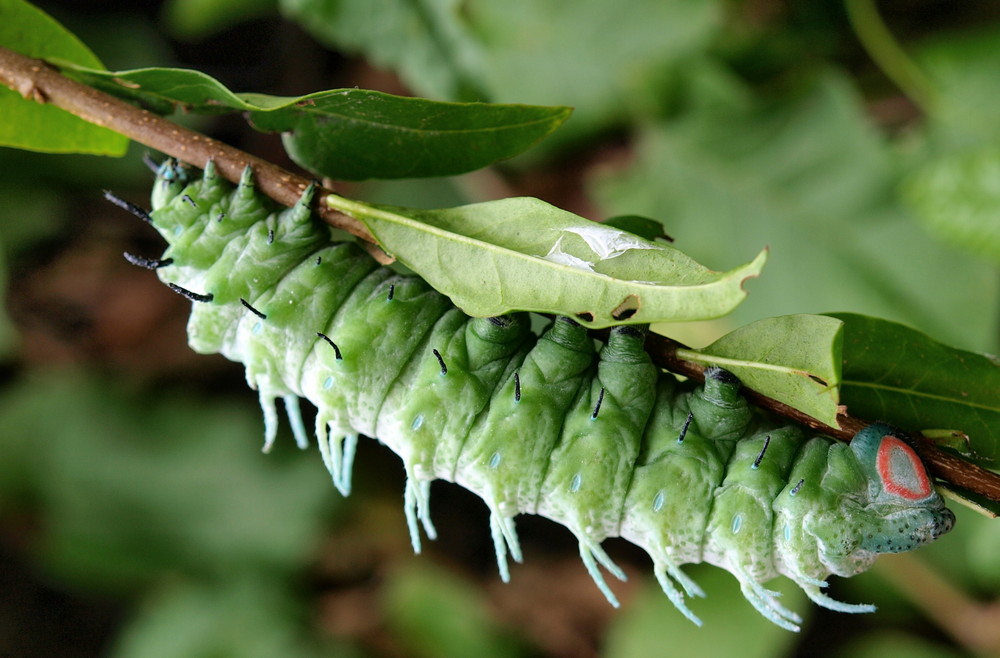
[604,568,802,658]
[111,579,335,658]
[0,0,128,155]
[326,194,767,328]
[828,313,1000,463]
[594,71,1000,351]
[915,26,1000,147]
[901,147,1000,266]
[59,65,571,179]
[248,91,572,180]
[279,0,722,146]
[383,562,523,658]
[674,314,843,427]
[0,372,333,589]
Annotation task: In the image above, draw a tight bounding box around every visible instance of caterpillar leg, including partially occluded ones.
[578,538,627,608]
[260,392,310,452]
[404,476,437,553]
[314,416,358,496]
[260,389,280,453]
[783,569,875,613]
[652,561,705,626]
[489,511,523,583]
[798,583,876,614]
[282,394,309,449]
[733,565,803,632]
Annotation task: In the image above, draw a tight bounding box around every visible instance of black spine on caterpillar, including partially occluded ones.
[124,159,954,632]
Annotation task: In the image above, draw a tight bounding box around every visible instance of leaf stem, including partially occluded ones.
[845,0,939,113]
[0,45,388,262]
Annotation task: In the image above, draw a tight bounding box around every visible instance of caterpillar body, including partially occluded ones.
[121,161,954,631]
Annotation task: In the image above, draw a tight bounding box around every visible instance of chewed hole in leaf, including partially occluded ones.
[576,311,595,323]
[612,294,640,321]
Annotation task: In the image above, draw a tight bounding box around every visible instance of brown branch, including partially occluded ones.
[0,46,390,264]
[3,46,998,503]
[643,330,1000,504]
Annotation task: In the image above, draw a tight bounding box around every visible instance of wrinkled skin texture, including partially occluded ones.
[139,161,954,631]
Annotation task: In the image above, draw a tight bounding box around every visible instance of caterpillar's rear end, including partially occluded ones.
[123,160,955,632]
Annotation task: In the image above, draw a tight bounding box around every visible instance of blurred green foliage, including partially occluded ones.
[2,1,1000,656]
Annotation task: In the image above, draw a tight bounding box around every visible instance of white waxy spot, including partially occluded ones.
[652,490,665,512]
[489,452,501,469]
[322,376,333,390]
[570,473,582,493]
[252,321,262,335]
[731,514,743,534]
[411,415,424,431]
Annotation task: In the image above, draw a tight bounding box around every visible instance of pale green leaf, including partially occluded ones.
[593,72,1000,351]
[327,194,766,328]
[902,147,1000,266]
[674,314,843,427]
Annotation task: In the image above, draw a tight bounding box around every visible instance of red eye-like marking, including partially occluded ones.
[876,435,933,500]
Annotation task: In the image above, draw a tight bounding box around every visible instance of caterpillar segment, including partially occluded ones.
[118,160,955,630]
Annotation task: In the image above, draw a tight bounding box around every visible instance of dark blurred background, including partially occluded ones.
[1,1,999,656]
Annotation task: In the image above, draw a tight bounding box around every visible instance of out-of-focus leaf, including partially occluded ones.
[834,631,964,658]
[111,578,340,658]
[675,314,843,427]
[0,0,128,155]
[161,0,278,40]
[916,27,1000,148]
[279,0,722,144]
[59,65,570,179]
[383,562,524,658]
[0,372,334,590]
[604,567,802,657]
[594,72,1000,350]
[902,147,1000,266]
[828,313,1000,463]
[327,194,767,328]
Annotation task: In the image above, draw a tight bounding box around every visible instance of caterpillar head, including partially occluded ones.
[813,423,955,576]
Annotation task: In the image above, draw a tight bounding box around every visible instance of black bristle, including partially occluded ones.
[240,298,267,320]
[104,191,153,225]
[433,349,448,375]
[123,252,173,270]
[677,412,693,443]
[267,228,275,245]
[790,478,805,496]
[752,434,771,470]
[316,332,342,360]
[514,372,521,402]
[387,283,395,301]
[181,194,197,208]
[591,387,606,420]
[167,283,213,303]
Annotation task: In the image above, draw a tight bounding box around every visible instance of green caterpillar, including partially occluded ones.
[112,160,954,631]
